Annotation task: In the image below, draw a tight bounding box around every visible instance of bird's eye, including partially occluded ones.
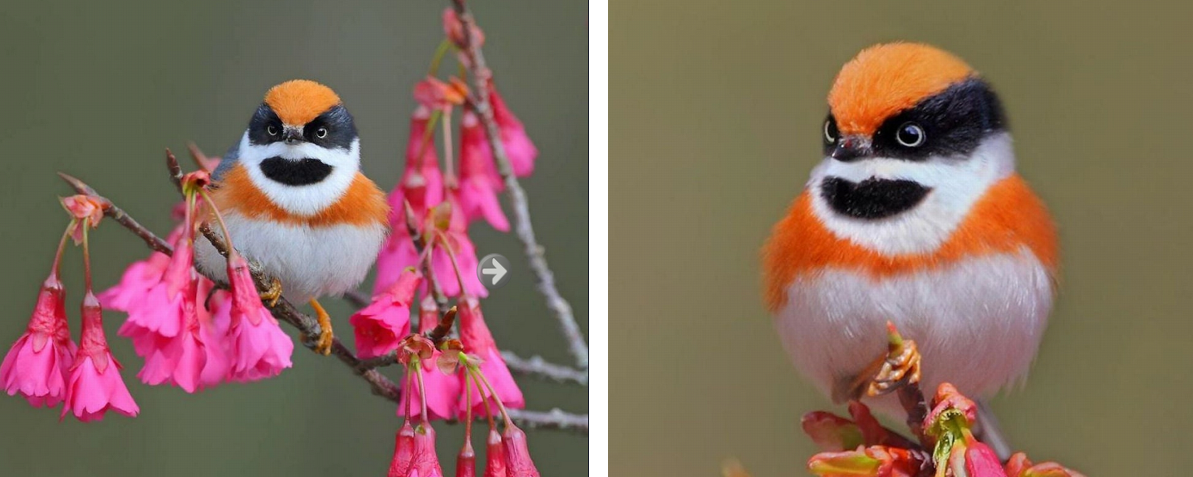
[823,119,838,144]
[896,122,926,147]
[267,125,279,136]
[316,127,328,139]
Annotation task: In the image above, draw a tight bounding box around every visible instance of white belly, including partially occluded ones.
[773,250,1053,413]
[195,211,387,302]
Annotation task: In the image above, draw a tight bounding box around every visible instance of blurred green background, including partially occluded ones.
[612,1,1193,475]
[0,2,587,476]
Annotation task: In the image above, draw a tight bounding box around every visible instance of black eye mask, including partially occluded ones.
[259,157,333,186]
[820,176,931,220]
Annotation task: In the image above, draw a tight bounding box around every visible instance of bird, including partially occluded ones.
[196,79,390,355]
[762,43,1058,454]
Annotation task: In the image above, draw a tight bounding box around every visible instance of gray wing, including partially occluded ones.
[211,140,240,183]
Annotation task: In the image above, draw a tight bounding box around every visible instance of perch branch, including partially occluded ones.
[57,165,585,435]
[451,0,589,369]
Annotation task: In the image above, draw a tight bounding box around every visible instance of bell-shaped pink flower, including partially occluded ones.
[63,293,139,422]
[454,111,509,232]
[98,225,183,312]
[458,299,523,415]
[400,297,462,421]
[1,275,77,408]
[119,232,197,346]
[389,420,418,477]
[351,269,421,359]
[502,424,540,477]
[431,204,488,299]
[198,285,232,389]
[960,435,1008,477]
[408,422,445,477]
[135,276,208,393]
[225,253,293,382]
[483,428,508,477]
[486,81,537,178]
[376,107,446,295]
[456,439,477,477]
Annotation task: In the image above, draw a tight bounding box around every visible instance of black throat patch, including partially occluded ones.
[820,177,931,219]
[259,157,333,186]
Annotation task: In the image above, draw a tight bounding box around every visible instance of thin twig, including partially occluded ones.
[506,408,589,433]
[451,0,589,369]
[343,289,372,308]
[501,351,588,386]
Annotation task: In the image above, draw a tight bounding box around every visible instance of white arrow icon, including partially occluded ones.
[481,259,507,285]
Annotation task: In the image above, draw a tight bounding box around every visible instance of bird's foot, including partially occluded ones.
[259,277,283,307]
[304,298,334,356]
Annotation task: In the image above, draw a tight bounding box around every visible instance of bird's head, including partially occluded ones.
[807,43,1016,255]
[240,79,360,187]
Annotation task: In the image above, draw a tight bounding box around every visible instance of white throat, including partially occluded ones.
[807,133,1016,255]
[235,131,361,217]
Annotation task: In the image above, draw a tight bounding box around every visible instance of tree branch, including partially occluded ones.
[57,169,586,435]
[451,0,589,370]
[501,351,588,386]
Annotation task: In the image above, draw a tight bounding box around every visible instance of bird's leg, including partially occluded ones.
[259,277,282,307]
[306,298,334,356]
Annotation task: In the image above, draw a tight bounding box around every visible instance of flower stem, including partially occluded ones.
[464,361,473,438]
[51,219,76,278]
[81,219,92,292]
[471,363,510,427]
[198,189,236,252]
[414,355,428,422]
[428,39,453,77]
[442,107,457,187]
[435,230,470,297]
[415,109,443,170]
[469,363,495,429]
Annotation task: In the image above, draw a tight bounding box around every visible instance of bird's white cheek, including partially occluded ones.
[238,136,363,217]
[807,133,1015,255]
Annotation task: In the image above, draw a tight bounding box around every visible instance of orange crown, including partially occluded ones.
[264,79,342,126]
[828,43,974,137]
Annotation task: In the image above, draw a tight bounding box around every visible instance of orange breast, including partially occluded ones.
[212,164,389,228]
[762,174,1058,311]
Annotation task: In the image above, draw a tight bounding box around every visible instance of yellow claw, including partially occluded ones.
[307,298,334,356]
[259,277,283,307]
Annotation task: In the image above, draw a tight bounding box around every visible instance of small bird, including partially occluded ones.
[196,79,390,355]
[762,44,1057,451]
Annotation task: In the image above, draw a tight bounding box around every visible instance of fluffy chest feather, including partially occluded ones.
[197,163,390,301]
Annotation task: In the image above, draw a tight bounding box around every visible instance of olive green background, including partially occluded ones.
[612,1,1193,476]
[0,2,587,476]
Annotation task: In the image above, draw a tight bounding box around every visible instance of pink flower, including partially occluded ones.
[414,76,468,111]
[119,232,197,348]
[408,423,445,477]
[375,107,445,296]
[456,439,477,477]
[198,285,232,389]
[351,270,421,359]
[389,420,417,477]
[430,203,488,299]
[959,436,1007,477]
[486,81,537,178]
[63,293,139,422]
[458,299,523,415]
[502,424,540,477]
[225,254,293,382]
[454,111,509,232]
[134,277,208,393]
[400,296,462,421]
[98,251,171,312]
[1,275,76,408]
[483,429,508,477]
[60,195,105,244]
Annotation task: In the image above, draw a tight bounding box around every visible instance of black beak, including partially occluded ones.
[830,136,869,162]
[284,129,303,145]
